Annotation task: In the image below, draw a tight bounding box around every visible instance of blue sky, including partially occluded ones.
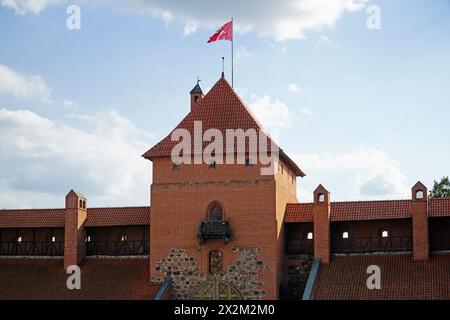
[0,0,449,208]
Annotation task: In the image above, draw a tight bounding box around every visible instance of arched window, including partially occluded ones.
[209,204,223,222]
[318,193,325,203]
[307,232,313,240]
[416,190,424,199]
[79,199,83,208]
[342,231,349,239]
[381,230,389,238]
[209,250,223,274]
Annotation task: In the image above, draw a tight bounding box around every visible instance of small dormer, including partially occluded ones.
[412,181,428,201]
[65,189,87,210]
[190,79,204,111]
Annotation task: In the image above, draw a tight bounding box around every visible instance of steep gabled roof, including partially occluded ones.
[142,77,305,177]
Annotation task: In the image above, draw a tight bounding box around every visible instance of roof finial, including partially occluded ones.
[197,76,201,85]
[221,57,225,78]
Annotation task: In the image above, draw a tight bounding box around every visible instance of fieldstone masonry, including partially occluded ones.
[151,247,268,300]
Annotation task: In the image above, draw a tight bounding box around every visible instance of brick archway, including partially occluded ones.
[191,280,242,300]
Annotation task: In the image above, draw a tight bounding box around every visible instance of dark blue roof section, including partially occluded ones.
[190,83,203,94]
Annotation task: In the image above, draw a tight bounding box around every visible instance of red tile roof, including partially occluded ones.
[85,206,150,227]
[429,198,450,217]
[0,258,160,300]
[285,200,413,222]
[0,206,150,228]
[311,253,450,300]
[331,200,412,221]
[142,77,305,177]
[286,198,450,223]
[285,203,314,222]
[0,209,65,228]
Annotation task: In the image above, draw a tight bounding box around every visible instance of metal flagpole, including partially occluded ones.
[231,17,234,88]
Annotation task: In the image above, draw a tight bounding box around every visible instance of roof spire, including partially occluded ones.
[190,76,203,94]
[221,57,225,79]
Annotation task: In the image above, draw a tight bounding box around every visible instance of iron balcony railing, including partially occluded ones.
[332,236,412,254]
[198,220,231,243]
[86,240,149,256]
[285,239,314,254]
[0,241,64,256]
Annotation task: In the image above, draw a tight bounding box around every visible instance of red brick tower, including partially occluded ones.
[64,189,87,270]
[143,76,304,300]
[313,184,331,264]
[412,181,429,261]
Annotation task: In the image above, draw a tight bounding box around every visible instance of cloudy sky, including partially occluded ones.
[1,0,449,208]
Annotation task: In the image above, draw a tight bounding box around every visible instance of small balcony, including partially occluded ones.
[198,220,231,244]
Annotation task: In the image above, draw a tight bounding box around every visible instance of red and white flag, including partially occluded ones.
[207,20,233,43]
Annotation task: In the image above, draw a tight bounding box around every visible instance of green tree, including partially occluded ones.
[429,177,450,198]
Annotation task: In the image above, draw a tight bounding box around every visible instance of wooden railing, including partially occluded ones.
[86,240,149,256]
[0,241,64,256]
[332,236,412,254]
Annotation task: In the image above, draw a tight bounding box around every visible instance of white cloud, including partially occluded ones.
[62,99,77,108]
[295,147,409,201]
[235,46,252,61]
[0,0,62,14]
[288,83,300,93]
[315,35,331,47]
[248,94,293,129]
[1,0,367,40]
[183,21,197,36]
[0,108,154,208]
[318,35,331,43]
[0,64,52,103]
[299,107,312,115]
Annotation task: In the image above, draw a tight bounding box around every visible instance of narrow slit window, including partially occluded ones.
[307,232,313,240]
[381,230,389,238]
